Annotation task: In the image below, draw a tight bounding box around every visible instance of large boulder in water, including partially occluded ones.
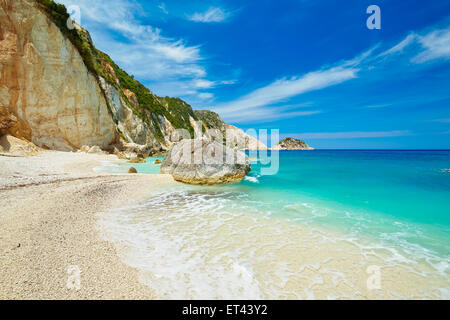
[160,138,251,185]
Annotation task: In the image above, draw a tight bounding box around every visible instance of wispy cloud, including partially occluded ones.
[197,92,214,100]
[217,109,321,123]
[212,23,450,123]
[431,118,450,123]
[58,0,205,78]
[188,7,231,23]
[149,78,238,104]
[378,34,417,57]
[379,26,450,63]
[192,79,216,89]
[217,66,358,111]
[158,3,168,15]
[56,0,220,99]
[149,77,238,103]
[191,79,234,88]
[55,1,450,127]
[213,64,358,122]
[358,96,450,112]
[363,103,393,109]
[292,130,413,139]
[413,27,450,63]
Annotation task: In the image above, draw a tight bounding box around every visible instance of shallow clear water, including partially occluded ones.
[248,150,450,253]
[94,156,164,174]
[98,150,450,299]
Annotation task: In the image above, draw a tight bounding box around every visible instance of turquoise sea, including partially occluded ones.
[97,150,450,299]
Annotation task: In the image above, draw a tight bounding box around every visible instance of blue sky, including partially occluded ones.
[57,0,450,148]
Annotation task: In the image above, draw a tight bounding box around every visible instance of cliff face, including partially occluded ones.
[272,137,314,150]
[195,110,267,150]
[0,0,265,154]
[98,75,206,154]
[98,77,166,151]
[0,0,116,151]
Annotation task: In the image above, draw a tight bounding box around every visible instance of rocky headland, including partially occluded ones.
[271,137,314,150]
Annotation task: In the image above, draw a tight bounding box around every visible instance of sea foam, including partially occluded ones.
[98,186,450,299]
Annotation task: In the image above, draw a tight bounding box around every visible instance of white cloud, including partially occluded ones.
[56,0,210,84]
[364,103,393,109]
[191,79,237,89]
[223,109,321,123]
[216,66,357,112]
[197,92,214,100]
[342,45,380,67]
[431,118,450,123]
[212,24,450,124]
[220,80,237,85]
[148,80,207,99]
[54,1,450,125]
[378,26,450,63]
[413,27,450,63]
[188,7,230,23]
[378,34,417,57]
[151,41,201,63]
[295,130,413,139]
[213,65,357,123]
[158,3,168,15]
[146,77,238,106]
[193,79,216,89]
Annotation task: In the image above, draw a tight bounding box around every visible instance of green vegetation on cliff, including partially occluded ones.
[36,0,200,140]
[37,0,97,73]
[162,97,198,136]
[194,110,228,144]
[194,110,225,130]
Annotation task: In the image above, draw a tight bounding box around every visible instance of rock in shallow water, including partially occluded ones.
[160,138,251,185]
[128,167,138,174]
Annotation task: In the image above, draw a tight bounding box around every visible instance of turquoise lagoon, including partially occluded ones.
[97,150,450,299]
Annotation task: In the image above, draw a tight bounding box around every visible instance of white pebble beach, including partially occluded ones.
[0,150,175,299]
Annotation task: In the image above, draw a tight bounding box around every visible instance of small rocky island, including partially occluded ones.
[160,138,251,185]
[271,137,314,150]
